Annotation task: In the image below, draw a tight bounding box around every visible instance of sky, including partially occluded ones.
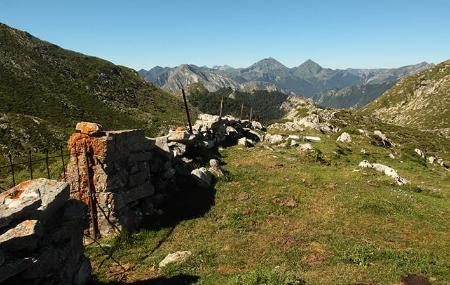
[1,0,449,70]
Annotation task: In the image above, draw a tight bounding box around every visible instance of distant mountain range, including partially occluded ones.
[139,58,432,108]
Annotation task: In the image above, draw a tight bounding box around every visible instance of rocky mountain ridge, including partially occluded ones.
[139,58,431,108]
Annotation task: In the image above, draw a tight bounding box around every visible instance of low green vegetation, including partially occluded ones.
[87,115,450,284]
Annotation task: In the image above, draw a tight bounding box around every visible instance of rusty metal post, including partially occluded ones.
[84,142,99,239]
[45,149,50,179]
[181,88,193,134]
[7,154,15,187]
[28,150,33,180]
[219,95,224,118]
[60,145,66,181]
[240,103,244,120]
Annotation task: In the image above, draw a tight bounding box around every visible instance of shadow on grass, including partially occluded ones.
[91,274,200,285]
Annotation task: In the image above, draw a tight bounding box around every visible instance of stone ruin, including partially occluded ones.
[65,115,266,238]
[0,178,90,285]
[0,113,266,284]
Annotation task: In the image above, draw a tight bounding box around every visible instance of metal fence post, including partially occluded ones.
[8,154,15,187]
[181,88,193,134]
[240,103,244,120]
[219,95,224,118]
[60,145,66,181]
[45,149,50,179]
[28,150,33,179]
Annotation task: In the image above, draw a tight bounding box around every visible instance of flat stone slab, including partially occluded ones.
[0,179,69,229]
[0,220,42,253]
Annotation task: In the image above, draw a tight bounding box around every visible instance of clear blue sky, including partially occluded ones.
[1,0,449,70]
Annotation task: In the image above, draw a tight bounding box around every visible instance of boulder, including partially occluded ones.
[427,156,435,164]
[414,148,425,158]
[336,132,352,143]
[264,134,283,145]
[0,220,43,253]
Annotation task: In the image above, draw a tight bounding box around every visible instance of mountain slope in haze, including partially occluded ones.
[365,59,450,130]
[139,59,431,108]
[0,22,188,153]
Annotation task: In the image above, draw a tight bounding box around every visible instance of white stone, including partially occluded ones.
[159,251,192,268]
[336,132,352,143]
[304,136,321,142]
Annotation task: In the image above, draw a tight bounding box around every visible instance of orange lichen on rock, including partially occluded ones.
[75,122,103,135]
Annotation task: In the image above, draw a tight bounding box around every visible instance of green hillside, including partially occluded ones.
[365,60,450,130]
[0,22,189,154]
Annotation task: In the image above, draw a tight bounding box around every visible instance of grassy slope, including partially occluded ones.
[87,113,450,285]
[0,22,190,154]
[365,60,450,129]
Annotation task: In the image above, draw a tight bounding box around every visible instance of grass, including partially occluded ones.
[86,123,450,284]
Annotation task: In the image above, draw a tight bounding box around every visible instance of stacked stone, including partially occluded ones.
[66,123,155,237]
[65,116,266,238]
[0,178,90,285]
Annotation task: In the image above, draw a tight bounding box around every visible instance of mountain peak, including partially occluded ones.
[299,59,322,70]
[250,57,287,71]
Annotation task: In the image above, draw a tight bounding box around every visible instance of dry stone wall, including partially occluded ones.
[0,178,90,285]
[65,115,265,238]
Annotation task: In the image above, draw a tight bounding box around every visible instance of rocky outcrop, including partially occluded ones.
[358,160,408,185]
[0,179,90,285]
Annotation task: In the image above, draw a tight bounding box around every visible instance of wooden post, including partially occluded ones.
[249,107,253,122]
[8,154,15,187]
[240,103,244,120]
[219,96,224,118]
[45,149,50,179]
[60,145,66,181]
[181,88,193,134]
[28,150,33,179]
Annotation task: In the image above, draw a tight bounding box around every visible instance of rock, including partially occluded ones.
[264,134,283,145]
[358,160,408,185]
[304,136,321,142]
[0,179,69,229]
[245,129,263,142]
[0,220,43,253]
[298,143,313,152]
[373,130,391,147]
[389,153,396,159]
[414,148,425,158]
[75,122,103,135]
[159,251,192,268]
[427,156,435,164]
[202,140,215,149]
[0,257,36,283]
[208,159,224,177]
[191,167,213,187]
[238,137,254,147]
[0,250,4,266]
[288,135,300,140]
[290,140,298,147]
[336,132,352,143]
[251,121,263,130]
[167,130,191,143]
[73,256,92,285]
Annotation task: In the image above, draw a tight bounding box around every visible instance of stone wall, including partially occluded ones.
[65,115,265,238]
[0,178,90,285]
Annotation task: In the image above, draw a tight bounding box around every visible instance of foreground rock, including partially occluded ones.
[358,160,408,185]
[0,179,90,285]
